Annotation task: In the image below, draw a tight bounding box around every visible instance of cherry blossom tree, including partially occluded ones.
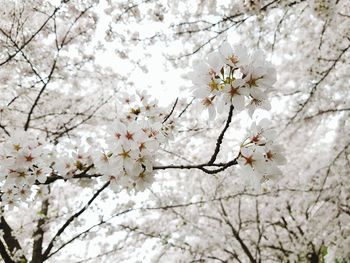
[0,0,349,262]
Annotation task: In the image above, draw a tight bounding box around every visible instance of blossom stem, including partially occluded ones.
[208,105,234,164]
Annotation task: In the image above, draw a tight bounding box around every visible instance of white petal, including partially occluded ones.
[219,41,233,59]
[232,95,244,111]
[208,105,216,120]
[207,52,223,73]
[194,87,210,98]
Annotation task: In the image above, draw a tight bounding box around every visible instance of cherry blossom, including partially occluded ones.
[237,120,286,188]
[0,0,348,262]
[0,131,52,204]
[190,41,276,118]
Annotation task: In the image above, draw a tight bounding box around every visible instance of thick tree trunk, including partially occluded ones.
[0,216,27,263]
[309,252,319,263]
[31,198,49,263]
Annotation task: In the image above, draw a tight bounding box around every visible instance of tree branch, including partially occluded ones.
[286,43,350,126]
[162,98,178,123]
[220,200,256,263]
[0,216,26,262]
[31,197,49,263]
[0,240,15,263]
[0,5,62,67]
[208,105,234,164]
[42,182,110,260]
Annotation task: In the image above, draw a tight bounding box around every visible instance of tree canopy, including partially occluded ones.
[0,0,349,262]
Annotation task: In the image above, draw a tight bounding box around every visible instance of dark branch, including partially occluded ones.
[31,198,49,263]
[162,98,178,123]
[24,58,58,131]
[42,182,110,260]
[0,6,62,67]
[286,43,350,126]
[0,240,15,263]
[208,105,234,164]
[0,216,26,262]
[154,158,238,174]
[220,200,256,263]
[46,207,133,259]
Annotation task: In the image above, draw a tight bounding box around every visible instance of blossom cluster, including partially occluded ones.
[190,41,276,119]
[91,91,174,192]
[0,132,51,205]
[190,41,285,189]
[117,90,176,138]
[237,119,286,190]
[54,143,93,178]
[92,119,162,192]
[51,91,174,193]
[117,91,164,122]
[0,43,285,206]
[0,91,175,208]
